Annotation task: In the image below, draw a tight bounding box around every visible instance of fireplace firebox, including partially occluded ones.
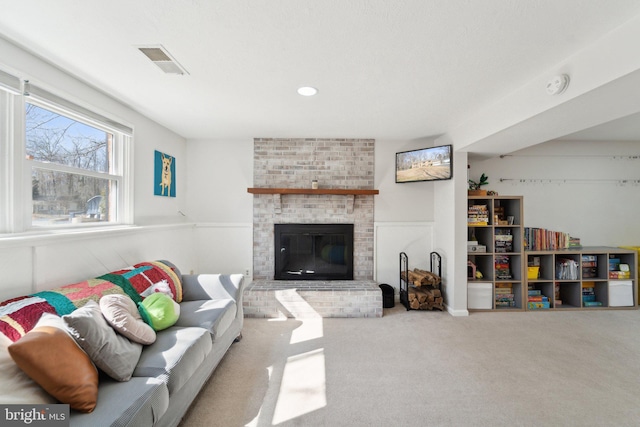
[274,223,354,280]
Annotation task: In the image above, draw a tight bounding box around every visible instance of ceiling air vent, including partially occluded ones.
[137,45,188,75]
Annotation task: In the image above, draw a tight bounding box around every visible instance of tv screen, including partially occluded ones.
[395,144,453,183]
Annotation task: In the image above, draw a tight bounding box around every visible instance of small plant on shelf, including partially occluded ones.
[468,173,489,195]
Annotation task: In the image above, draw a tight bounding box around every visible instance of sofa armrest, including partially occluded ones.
[180,274,244,303]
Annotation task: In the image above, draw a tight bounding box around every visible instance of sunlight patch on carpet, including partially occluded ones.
[245,366,274,427]
[290,317,323,344]
[275,288,322,319]
[272,349,327,424]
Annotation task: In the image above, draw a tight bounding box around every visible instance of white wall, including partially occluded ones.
[434,150,470,316]
[470,140,640,246]
[185,139,254,276]
[185,139,254,223]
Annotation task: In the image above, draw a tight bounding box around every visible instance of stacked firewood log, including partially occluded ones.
[401,268,443,310]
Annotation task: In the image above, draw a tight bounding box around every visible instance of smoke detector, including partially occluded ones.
[546,74,569,95]
[137,45,189,75]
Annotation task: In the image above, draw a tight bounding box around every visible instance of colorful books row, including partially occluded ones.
[524,227,581,251]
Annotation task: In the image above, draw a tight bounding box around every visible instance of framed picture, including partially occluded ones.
[395,144,453,183]
[154,150,176,197]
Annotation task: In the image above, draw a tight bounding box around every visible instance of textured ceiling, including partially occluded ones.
[1,0,639,142]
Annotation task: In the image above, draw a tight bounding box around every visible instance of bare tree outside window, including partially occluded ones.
[26,103,115,225]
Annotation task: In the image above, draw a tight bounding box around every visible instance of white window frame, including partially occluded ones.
[0,73,134,234]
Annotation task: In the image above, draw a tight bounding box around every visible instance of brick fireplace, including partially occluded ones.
[245,138,382,318]
[251,138,375,280]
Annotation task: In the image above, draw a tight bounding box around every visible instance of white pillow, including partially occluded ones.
[99,294,156,345]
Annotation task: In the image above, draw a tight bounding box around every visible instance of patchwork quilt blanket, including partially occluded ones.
[0,261,181,342]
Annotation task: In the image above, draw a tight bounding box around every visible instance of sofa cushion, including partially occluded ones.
[69,377,169,427]
[133,326,212,395]
[63,300,142,381]
[99,294,156,345]
[8,322,99,413]
[138,292,180,331]
[175,299,237,340]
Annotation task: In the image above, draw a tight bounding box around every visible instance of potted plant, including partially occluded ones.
[468,173,489,196]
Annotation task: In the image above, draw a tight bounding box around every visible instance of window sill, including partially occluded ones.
[0,223,194,248]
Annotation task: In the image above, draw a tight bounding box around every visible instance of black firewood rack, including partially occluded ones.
[399,251,442,311]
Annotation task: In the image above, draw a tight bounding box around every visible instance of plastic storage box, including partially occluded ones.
[609,280,634,307]
[468,282,493,309]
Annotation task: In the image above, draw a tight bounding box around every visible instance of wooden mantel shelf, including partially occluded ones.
[247,188,379,196]
[247,187,378,214]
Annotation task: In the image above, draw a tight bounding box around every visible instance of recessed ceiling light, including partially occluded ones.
[297,86,318,96]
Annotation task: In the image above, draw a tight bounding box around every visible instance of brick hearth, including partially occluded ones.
[243,280,382,318]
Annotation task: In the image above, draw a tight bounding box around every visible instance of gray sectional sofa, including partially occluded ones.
[0,262,244,427]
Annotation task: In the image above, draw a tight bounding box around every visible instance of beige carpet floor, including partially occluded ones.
[180,305,640,427]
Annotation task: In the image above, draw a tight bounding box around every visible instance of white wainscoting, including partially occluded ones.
[374,222,435,292]
[193,223,253,278]
[0,224,196,301]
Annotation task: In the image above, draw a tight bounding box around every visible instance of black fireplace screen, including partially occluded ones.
[274,223,354,280]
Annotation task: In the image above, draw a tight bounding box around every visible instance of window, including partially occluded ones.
[26,102,119,225]
[0,72,132,232]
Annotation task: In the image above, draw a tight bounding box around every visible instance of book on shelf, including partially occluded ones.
[582,281,597,303]
[495,282,515,307]
[496,300,516,307]
[608,257,621,271]
[494,255,512,279]
[581,255,598,278]
[495,282,513,288]
[528,285,551,309]
[524,227,580,251]
[468,205,489,225]
[495,230,513,253]
[609,270,631,279]
[584,301,603,307]
[528,301,551,309]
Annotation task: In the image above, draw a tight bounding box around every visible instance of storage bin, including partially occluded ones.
[468,282,493,309]
[527,266,540,279]
[379,283,395,308]
[609,280,634,307]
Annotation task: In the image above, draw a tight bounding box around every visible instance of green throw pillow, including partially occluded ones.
[138,293,180,331]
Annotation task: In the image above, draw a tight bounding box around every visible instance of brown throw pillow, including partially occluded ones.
[8,325,99,413]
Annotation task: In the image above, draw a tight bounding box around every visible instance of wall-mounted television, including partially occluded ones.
[395,144,453,183]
